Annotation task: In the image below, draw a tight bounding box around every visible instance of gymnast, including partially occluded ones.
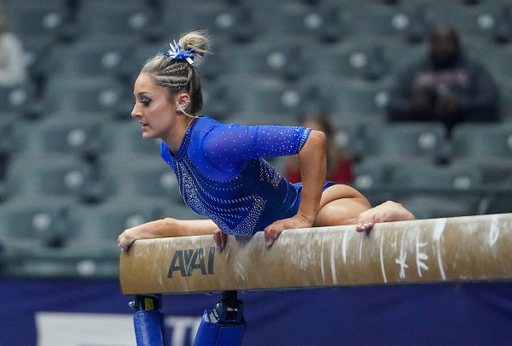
[117,31,415,252]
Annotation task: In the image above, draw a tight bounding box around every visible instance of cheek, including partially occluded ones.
[149,98,172,115]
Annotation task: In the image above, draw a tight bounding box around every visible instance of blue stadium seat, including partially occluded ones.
[39,38,136,78]
[116,41,169,84]
[307,77,393,120]
[66,197,169,255]
[97,153,181,202]
[250,3,332,39]
[306,40,390,81]
[161,3,256,43]
[363,122,448,161]
[223,77,305,116]
[3,2,70,43]
[225,38,308,81]
[0,196,71,251]
[498,78,512,119]
[450,122,512,159]
[353,159,482,191]
[389,160,483,190]
[101,120,162,155]
[0,84,36,117]
[41,76,127,117]
[398,194,478,219]
[75,1,156,41]
[12,118,103,157]
[5,154,98,201]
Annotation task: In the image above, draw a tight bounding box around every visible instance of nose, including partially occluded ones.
[131,102,140,118]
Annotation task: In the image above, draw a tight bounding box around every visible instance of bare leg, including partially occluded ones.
[314,185,415,232]
[355,201,415,232]
[314,185,372,226]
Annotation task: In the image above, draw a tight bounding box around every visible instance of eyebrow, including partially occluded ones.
[134,91,152,97]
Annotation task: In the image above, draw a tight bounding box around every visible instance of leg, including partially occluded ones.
[314,184,372,227]
[356,201,416,232]
[315,185,415,231]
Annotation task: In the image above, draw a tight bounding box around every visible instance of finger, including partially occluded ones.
[118,239,131,252]
[264,227,274,248]
[213,230,222,252]
[220,231,227,250]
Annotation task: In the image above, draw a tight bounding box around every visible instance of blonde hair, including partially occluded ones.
[142,31,212,116]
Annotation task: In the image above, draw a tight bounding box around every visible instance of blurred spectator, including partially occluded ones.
[285,113,353,184]
[0,6,27,86]
[387,23,500,134]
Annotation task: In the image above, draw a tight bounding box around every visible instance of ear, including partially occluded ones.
[176,92,191,110]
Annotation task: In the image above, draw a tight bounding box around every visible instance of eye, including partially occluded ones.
[140,97,152,106]
[134,97,152,106]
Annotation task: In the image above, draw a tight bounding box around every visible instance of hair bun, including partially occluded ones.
[178,30,212,58]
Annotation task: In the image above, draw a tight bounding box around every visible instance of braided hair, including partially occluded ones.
[141,31,212,116]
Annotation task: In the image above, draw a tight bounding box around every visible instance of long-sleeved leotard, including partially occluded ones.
[160,116,335,236]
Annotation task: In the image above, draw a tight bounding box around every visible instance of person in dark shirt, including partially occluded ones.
[387,23,500,134]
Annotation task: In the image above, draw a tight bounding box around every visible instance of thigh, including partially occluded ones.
[314,184,371,227]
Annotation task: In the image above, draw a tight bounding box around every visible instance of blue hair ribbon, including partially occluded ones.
[158,40,197,65]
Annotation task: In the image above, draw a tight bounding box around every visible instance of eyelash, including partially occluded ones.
[134,97,152,106]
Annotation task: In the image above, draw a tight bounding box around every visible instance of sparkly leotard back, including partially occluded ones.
[160,116,331,236]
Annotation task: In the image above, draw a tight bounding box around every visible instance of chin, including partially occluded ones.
[142,131,155,139]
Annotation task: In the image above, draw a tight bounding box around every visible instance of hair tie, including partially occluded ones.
[158,40,197,65]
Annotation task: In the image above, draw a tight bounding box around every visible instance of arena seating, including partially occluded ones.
[0,0,511,279]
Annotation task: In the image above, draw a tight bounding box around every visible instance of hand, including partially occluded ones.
[213,229,227,252]
[264,213,313,248]
[117,226,142,252]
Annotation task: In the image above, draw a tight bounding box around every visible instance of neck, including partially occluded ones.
[164,116,196,155]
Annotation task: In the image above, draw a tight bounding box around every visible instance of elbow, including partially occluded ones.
[306,130,326,152]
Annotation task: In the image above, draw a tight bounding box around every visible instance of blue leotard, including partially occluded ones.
[160,116,335,235]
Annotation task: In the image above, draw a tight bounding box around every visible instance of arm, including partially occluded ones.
[118,218,218,251]
[263,130,327,246]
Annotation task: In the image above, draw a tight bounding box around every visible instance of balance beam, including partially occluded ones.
[119,213,512,295]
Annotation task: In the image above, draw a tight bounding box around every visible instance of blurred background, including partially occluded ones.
[0,0,511,345]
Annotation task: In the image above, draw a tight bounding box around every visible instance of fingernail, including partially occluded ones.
[216,246,221,252]
[265,241,272,248]
[273,234,278,239]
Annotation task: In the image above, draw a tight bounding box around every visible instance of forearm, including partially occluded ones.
[118,218,218,250]
[135,218,217,237]
[296,130,326,224]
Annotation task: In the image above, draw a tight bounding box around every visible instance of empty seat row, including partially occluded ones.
[5,1,511,46]
[1,121,511,205]
[5,116,512,162]
[0,194,203,279]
